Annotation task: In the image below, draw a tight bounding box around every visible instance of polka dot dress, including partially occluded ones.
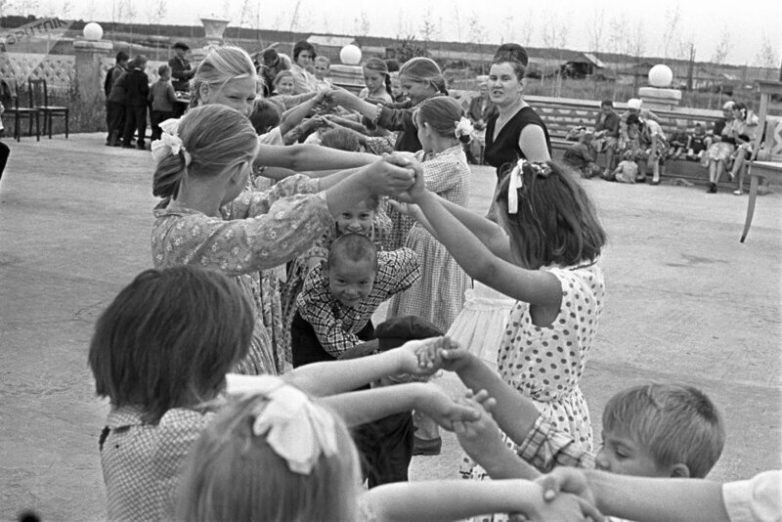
[462,261,605,522]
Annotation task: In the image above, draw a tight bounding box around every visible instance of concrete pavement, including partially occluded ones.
[1,133,780,520]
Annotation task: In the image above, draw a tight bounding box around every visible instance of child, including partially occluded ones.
[562,130,602,179]
[360,57,393,105]
[730,133,753,195]
[617,114,647,182]
[668,126,689,160]
[148,64,178,142]
[91,264,481,521]
[641,111,667,185]
[313,55,332,89]
[603,150,640,183]
[686,123,708,161]
[175,383,599,522]
[397,158,606,457]
[151,104,416,376]
[121,54,149,149]
[383,97,473,452]
[292,233,420,365]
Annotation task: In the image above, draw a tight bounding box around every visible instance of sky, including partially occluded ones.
[12,0,782,66]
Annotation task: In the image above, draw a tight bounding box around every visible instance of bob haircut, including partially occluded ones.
[88,266,253,424]
[176,392,361,522]
[292,40,316,62]
[602,383,725,478]
[152,104,259,202]
[495,160,606,269]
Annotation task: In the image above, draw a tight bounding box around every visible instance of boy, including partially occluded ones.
[686,122,708,161]
[292,233,420,365]
[313,55,332,89]
[430,346,725,481]
[603,150,640,183]
[148,64,178,142]
[563,130,602,179]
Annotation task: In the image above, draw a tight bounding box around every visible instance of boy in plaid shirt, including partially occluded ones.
[291,233,420,365]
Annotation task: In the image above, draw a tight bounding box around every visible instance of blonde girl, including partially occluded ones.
[359,57,393,104]
[175,383,598,522]
[151,104,415,375]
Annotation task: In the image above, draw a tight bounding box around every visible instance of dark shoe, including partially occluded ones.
[707,182,717,193]
[412,436,442,456]
[635,176,647,183]
[137,141,146,150]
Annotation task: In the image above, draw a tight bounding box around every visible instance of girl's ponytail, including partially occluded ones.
[152,152,187,205]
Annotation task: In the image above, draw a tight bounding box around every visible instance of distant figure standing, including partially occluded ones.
[121,55,149,150]
[104,51,128,146]
[169,42,193,117]
[148,64,178,142]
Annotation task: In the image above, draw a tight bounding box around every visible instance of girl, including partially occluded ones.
[726,102,759,195]
[705,101,737,194]
[175,385,598,522]
[91,265,480,521]
[386,96,473,452]
[398,158,606,489]
[360,57,393,105]
[330,57,448,249]
[151,104,414,375]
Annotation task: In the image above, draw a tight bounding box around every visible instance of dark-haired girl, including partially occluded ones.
[399,158,606,496]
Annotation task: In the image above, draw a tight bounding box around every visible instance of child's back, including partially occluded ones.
[150,77,176,113]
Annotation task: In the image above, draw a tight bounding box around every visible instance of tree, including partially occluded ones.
[661,3,682,59]
[710,29,731,64]
[754,33,779,69]
[147,0,167,25]
[420,10,438,51]
[390,35,428,63]
[355,11,370,37]
[586,7,606,53]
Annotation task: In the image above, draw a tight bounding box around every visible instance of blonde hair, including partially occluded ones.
[399,57,447,95]
[152,104,259,201]
[176,392,361,522]
[190,45,257,107]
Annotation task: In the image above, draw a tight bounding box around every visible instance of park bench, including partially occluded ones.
[524,94,725,186]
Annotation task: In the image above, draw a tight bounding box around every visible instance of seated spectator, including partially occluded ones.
[268,70,318,112]
[313,55,332,89]
[602,150,640,183]
[290,40,319,94]
[686,123,708,161]
[730,133,754,195]
[258,47,290,97]
[562,130,601,178]
[668,125,689,160]
[705,101,737,193]
[593,99,621,173]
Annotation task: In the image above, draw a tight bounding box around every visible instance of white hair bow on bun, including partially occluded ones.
[150,118,191,165]
[248,376,339,475]
[454,117,474,140]
[506,159,552,214]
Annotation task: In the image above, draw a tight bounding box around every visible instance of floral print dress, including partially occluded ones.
[152,174,332,375]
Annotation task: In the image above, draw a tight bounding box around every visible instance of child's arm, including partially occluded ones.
[166,83,178,106]
[365,479,602,522]
[279,92,328,136]
[539,468,748,522]
[254,142,376,171]
[405,162,561,307]
[318,382,479,428]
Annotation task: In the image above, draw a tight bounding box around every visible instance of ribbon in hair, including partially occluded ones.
[249,376,339,475]
[506,159,552,214]
[150,118,191,166]
[454,117,474,140]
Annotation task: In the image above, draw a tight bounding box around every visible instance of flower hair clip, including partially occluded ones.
[245,376,339,475]
[454,117,474,141]
[150,118,191,166]
[506,159,552,214]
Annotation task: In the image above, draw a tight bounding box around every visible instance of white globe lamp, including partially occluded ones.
[648,64,673,88]
[340,44,362,66]
[83,22,103,41]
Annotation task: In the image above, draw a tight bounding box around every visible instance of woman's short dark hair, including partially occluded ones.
[88,266,253,424]
[293,40,316,61]
[493,43,529,67]
[495,161,606,268]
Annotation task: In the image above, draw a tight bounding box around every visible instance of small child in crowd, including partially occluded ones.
[313,55,332,89]
[148,64,178,142]
[603,150,640,184]
[360,57,393,105]
[90,265,478,521]
[667,125,689,160]
[686,122,708,161]
[292,233,420,366]
[562,130,602,179]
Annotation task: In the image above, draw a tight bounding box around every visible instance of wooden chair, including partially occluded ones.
[28,78,69,139]
[1,79,40,141]
[740,80,782,243]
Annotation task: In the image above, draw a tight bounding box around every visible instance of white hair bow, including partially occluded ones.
[248,377,338,475]
[506,159,525,214]
[150,118,191,165]
[454,117,474,140]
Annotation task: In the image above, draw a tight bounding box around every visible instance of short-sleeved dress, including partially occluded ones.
[386,145,471,332]
[484,105,552,180]
[463,261,605,522]
[152,174,332,376]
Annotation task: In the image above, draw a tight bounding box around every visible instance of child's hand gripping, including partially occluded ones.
[413,336,477,374]
[414,383,481,432]
[387,199,426,224]
[384,152,426,202]
[363,156,416,196]
[393,336,448,378]
[451,391,512,472]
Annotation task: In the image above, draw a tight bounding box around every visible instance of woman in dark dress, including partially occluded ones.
[484,44,551,216]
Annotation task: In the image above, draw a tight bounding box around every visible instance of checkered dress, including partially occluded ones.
[100,406,216,521]
[386,145,471,332]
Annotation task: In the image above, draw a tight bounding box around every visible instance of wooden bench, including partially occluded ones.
[524,95,724,185]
